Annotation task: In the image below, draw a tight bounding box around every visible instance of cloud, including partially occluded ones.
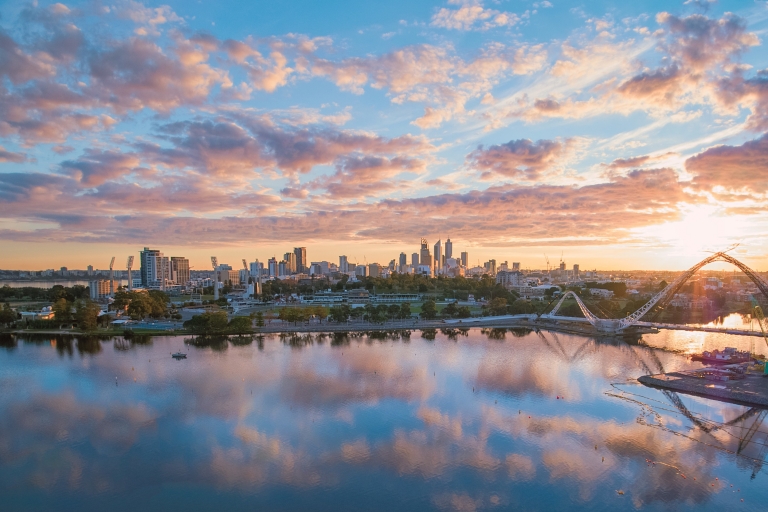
[0,146,27,163]
[602,152,677,170]
[59,148,145,186]
[685,132,768,195]
[467,138,577,180]
[431,1,519,31]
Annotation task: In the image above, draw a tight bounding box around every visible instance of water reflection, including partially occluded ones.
[1,328,766,511]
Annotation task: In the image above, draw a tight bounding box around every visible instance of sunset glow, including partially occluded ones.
[1,0,767,270]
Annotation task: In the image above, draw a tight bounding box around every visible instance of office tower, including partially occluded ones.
[412,253,419,267]
[170,257,190,285]
[573,264,580,277]
[445,238,453,259]
[420,239,432,272]
[87,265,93,276]
[460,252,468,268]
[433,239,442,275]
[339,255,349,273]
[368,263,380,278]
[559,261,566,271]
[294,247,307,273]
[268,257,277,277]
[512,262,520,271]
[140,247,161,287]
[157,255,170,290]
[278,260,288,277]
[399,252,407,268]
[284,252,297,273]
[484,259,497,275]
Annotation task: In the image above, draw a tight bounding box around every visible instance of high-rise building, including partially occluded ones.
[339,255,349,273]
[512,262,520,271]
[433,239,442,275]
[460,251,468,268]
[420,239,432,272]
[484,259,497,275]
[268,257,277,277]
[283,252,297,273]
[170,257,190,285]
[140,247,161,287]
[445,239,453,259]
[294,247,307,273]
[368,263,381,278]
[412,253,419,267]
[399,252,407,268]
[249,260,262,278]
[559,261,566,271]
[278,260,288,277]
[87,265,93,276]
[573,264,580,277]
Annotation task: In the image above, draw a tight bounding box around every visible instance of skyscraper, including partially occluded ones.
[140,247,160,287]
[445,238,453,259]
[573,264,580,277]
[412,253,419,267]
[284,252,297,273]
[512,262,520,270]
[339,255,349,273]
[460,251,468,268]
[399,252,407,268]
[294,247,307,273]
[268,257,277,277]
[170,256,190,285]
[434,239,442,275]
[420,239,431,272]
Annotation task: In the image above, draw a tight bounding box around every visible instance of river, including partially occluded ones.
[1,327,766,511]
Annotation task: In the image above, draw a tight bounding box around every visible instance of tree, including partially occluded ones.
[443,302,459,318]
[127,293,152,320]
[184,311,229,334]
[228,316,253,334]
[399,302,411,319]
[509,298,535,315]
[255,311,265,327]
[329,305,350,323]
[0,303,16,327]
[456,306,471,318]
[53,298,73,323]
[75,300,102,331]
[388,304,400,320]
[421,300,437,320]
[487,297,508,316]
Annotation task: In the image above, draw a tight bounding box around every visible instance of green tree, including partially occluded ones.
[509,298,535,315]
[52,298,73,323]
[127,293,153,320]
[443,302,459,318]
[399,302,411,319]
[228,316,253,334]
[184,311,229,334]
[75,299,102,331]
[0,303,16,327]
[255,311,265,327]
[487,297,508,316]
[329,305,351,323]
[421,300,437,320]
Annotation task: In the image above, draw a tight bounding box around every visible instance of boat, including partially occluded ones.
[172,352,187,359]
[691,347,752,365]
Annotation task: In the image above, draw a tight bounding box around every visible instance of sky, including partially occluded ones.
[1,0,768,272]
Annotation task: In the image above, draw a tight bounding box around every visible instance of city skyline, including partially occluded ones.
[1,0,768,271]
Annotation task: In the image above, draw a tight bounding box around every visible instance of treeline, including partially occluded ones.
[259,274,519,302]
[0,284,90,302]
[183,312,252,334]
[113,290,178,320]
[584,282,627,297]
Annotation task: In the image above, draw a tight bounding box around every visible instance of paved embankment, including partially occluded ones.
[639,372,768,408]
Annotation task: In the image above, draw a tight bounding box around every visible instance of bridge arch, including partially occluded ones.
[541,252,768,332]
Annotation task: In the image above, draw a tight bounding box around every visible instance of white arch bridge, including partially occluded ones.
[542,252,768,333]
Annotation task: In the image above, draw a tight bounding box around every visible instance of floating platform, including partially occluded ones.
[639,372,768,408]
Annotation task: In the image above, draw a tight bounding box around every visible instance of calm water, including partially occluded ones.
[1,328,767,511]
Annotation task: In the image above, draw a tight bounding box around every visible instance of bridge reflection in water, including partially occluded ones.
[542,251,768,333]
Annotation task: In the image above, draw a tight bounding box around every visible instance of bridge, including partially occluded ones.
[542,251,768,333]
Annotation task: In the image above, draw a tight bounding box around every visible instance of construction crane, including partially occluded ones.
[109,256,116,296]
[126,256,134,291]
[543,253,550,273]
[211,256,219,300]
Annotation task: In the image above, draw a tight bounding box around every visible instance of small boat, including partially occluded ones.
[691,347,751,365]
[172,352,187,359]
